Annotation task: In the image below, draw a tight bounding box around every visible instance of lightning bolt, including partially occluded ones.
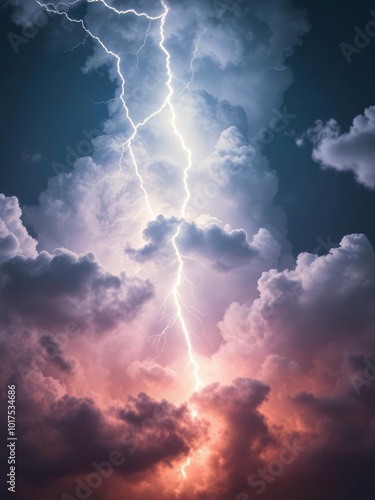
[250,66,295,86]
[180,457,191,480]
[178,29,206,100]
[65,33,89,53]
[155,4,203,394]
[135,19,152,72]
[37,1,204,476]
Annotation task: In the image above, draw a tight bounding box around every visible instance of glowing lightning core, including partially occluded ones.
[181,457,191,480]
[158,0,203,393]
[36,1,203,391]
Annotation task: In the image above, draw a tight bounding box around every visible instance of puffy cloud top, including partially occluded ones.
[306,106,375,189]
[0,194,37,262]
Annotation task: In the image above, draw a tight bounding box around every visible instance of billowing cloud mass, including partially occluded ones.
[0,194,37,262]
[127,214,280,272]
[0,249,153,331]
[1,0,374,499]
[305,105,375,189]
[0,194,153,335]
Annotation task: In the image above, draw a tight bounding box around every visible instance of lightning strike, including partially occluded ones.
[181,457,191,480]
[179,29,207,99]
[250,66,295,86]
[135,20,152,72]
[37,0,204,479]
[65,33,89,52]
[37,0,163,217]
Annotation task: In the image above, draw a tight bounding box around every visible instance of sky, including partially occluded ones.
[0,0,375,499]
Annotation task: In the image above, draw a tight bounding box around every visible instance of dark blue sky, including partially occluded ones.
[0,7,114,203]
[271,0,375,254]
[1,0,374,255]
[1,3,375,499]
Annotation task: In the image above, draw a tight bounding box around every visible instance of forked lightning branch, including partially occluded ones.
[36,0,204,479]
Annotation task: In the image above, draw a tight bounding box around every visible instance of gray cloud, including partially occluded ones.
[0,249,153,331]
[219,233,375,370]
[127,215,280,272]
[305,106,375,189]
[0,194,37,262]
[0,390,204,493]
[165,0,309,135]
[188,126,290,255]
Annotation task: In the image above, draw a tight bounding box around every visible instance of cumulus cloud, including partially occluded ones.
[127,361,178,387]
[207,232,375,428]
[2,189,375,500]
[179,223,277,272]
[177,90,249,156]
[305,106,375,189]
[4,1,375,499]
[127,214,281,272]
[191,377,273,499]
[0,366,276,500]
[5,0,308,136]
[0,194,37,262]
[24,125,286,314]
[23,153,147,270]
[0,387,205,498]
[126,215,178,263]
[188,126,290,256]
[197,234,375,499]
[164,0,309,134]
[0,195,153,332]
[218,233,375,361]
[0,249,153,332]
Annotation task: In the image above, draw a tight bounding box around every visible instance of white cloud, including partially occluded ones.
[306,106,375,189]
[0,194,37,262]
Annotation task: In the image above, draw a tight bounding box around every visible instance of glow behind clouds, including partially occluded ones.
[1,1,375,499]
